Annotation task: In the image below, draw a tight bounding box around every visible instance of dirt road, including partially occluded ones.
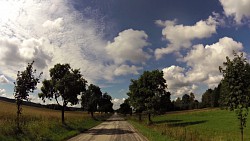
[67,113,148,141]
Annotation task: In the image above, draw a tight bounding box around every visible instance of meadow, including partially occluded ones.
[0,100,110,141]
[128,109,250,141]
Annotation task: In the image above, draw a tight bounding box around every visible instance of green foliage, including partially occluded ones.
[119,99,132,116]
[39,63,87,123]
[81,84,102,118]
[127,70,168,123]
[14,61,42,129]
[219,52,250,141]
[98,92,114,113]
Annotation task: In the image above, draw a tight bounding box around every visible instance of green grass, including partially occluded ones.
[0,100,111,141]
[128,109,250,141]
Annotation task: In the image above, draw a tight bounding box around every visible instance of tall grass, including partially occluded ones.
[0,100,110,141]
[128,109,250,141]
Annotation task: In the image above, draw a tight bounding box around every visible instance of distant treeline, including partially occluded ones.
[0,96,82,111]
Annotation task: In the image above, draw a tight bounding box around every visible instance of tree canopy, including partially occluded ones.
[219,52,250,141]
[14,61,42,129]
[39,63,87,123]
[127,70,168,123]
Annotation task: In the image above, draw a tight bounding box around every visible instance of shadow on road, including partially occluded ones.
[87,128,134,135]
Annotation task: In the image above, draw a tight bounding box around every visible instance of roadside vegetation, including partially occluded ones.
[118,52,250,141]
[0,100,111,141]
[127,109,250,141]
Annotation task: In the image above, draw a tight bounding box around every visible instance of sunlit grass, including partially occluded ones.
[0,100,110,141]
[128,109,250,141]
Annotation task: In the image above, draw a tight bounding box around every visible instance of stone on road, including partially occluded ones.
[68,114,148,141]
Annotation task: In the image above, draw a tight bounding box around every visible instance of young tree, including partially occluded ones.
[39,64,87,124]
[14,61,42,129]
[81,84,102,118]
[219,52,250,141]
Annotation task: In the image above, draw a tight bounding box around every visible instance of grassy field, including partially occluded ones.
[0,100,110,141]
[128,109,250,141]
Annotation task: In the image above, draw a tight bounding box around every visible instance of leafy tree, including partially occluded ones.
[173,97,182,110]
[127,79,145,121]
[182,94,190,110]
[98,92,114,113]
[39,64,87,124]
[81,84,102,118]
[219,52,250,141]
[128,70,167,123]
[14,61,42,129]
[119,99,132,116]
[154,91,172,114]
[202,89,212,108]
[189,92,196,109]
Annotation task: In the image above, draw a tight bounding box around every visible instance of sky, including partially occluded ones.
[1,0,250,109]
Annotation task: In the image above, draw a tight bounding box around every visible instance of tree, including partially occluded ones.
[202,89,212,108]
[98,92,114,113]
[128,70,167,123]
[81,84,102,118]
[154,91,172,114]
[219,52,250,141]
[119,99,132,116]
[39,64,87,124]
[14,61,42,129]
[127,79,145,121]
[173,97,182,110]
[182,94,190,110]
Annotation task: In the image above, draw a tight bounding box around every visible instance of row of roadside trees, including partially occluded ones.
[14,62,113,129]
[119,52,250,141]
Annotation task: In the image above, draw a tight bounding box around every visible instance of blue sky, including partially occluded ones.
[0,0,250,109]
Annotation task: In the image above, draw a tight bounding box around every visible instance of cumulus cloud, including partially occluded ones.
[163,37,243,96]
[155,16,217,59]
[0,75,9,83]
[114,65,142,76]
[106,29,151,64]
[220,0,250,24]
[0,0,144,85]
[0,89,6,96]
[112,98,125,110]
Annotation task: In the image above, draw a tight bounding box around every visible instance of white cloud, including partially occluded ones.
[42,18,64,31]
[163,37,243,96]
[220,0,250,24]
[112,98,125,110]
[155,16,217,59]
[106,29,151,64]
[114,65,142,76]
[0,89,6,96]
[0,75,9,83]
[0,0,144,85]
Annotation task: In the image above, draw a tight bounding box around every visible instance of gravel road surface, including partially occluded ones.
[67,113,148,141]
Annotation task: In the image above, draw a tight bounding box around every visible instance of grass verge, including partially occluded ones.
[0,100,111,141]
[127,109,250,141]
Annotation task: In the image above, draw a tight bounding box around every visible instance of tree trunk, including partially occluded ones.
[138,113,142,121]
[16,99,22,130]
[62,104,65,124]
[241,128,243,141]
[240,113,243,141]
[91,111,94,118]
[148,113,151,123]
